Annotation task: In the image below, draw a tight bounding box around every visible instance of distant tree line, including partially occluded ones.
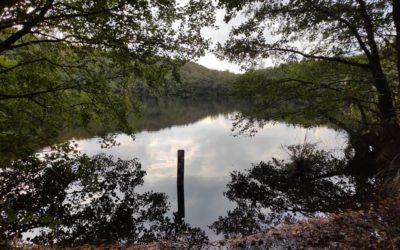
[133,62,237,99]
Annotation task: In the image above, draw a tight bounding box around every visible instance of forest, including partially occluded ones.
[1,0,400,249]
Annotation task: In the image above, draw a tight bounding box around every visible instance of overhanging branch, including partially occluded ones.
[260,45,370,69]
[0,85,79,100]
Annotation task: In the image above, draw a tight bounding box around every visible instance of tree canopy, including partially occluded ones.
[0,0,213,57]
[217,0,400,167]
[0,0,215,162]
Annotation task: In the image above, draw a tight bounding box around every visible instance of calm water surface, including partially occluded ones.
[71,112,346,239]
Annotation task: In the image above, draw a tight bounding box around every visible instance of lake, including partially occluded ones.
[1,98,350,245]
[65,100,346,239]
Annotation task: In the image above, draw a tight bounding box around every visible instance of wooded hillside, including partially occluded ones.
[134,62,238,99]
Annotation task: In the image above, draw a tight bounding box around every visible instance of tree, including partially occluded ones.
[217,0,400,167]
[229,60,383,178]
[0,0,215,162]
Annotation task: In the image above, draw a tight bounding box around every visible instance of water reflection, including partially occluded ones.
[0,149,206,248]
[71,113,346,239]
[59,97,241,141]
[210,143,379,238]
[1,96,349,245]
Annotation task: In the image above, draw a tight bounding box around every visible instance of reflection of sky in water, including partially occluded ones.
[74,113,347,239]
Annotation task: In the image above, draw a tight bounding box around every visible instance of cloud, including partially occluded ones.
[196,6,277,72]
[196,7,247,72]
[196,53,242,73]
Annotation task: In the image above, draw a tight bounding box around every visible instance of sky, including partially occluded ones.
[195,8,247,73]
[194,6,275,73]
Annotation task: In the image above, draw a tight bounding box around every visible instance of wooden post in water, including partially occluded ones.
[177,149,185,219]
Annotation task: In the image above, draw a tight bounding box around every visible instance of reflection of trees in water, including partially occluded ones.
[0,148,207,247]
[132,97,242,132]
[1,97,244,165]
[58,97,244,142]
[211,143,379,238]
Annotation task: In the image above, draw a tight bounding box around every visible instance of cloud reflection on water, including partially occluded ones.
[74,112,346,239]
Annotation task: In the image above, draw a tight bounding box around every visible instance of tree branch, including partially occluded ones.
[0,85,79,100]
[0,57,86,74]
[7,37,71,50]
[273,78,342,92]
[259,45,370,69]
[0,0,54,53]
[28,97,49,109]
[0,58,47,73]
[306,0,373,62]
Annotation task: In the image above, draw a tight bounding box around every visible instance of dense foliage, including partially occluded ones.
[0,0,215,163]
[134,62,237,99]
[229,59,380,135]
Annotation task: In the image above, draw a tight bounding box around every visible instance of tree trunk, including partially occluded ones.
[393,0,400,87]
[373,72,397,124]
[356,0,398,124]
[346,132,378,176]
[375,123,400,165]
[370,70,400,166]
